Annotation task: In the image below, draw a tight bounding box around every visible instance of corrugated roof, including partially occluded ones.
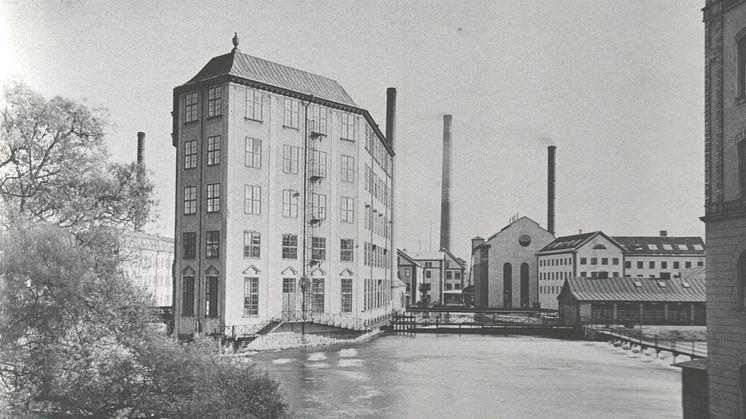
[184,49,356,107]
[612,236,705,256]
[563,275,705,303]
[407,251,444,261]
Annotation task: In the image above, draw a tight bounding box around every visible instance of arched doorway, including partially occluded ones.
[520,263,530,308]
[503,263,512,308]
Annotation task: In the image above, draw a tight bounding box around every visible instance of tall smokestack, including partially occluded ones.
[137,132,146,166]
[385,88,396,148]
[440,115,453,250]
[547,145,556,235]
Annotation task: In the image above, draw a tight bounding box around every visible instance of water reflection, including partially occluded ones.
[248,334,681,419]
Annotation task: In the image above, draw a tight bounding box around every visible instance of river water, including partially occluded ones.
[247,334,682,419]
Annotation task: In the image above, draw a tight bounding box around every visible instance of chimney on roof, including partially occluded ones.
[660,230,668,237]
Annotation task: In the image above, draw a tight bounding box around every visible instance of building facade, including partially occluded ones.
[120,232,175,308]
[397,249,423,306]
[407,249,465,305]
[471,216,554,309]
[700,1,746,417]
[613,234,705,279]
[538,232,626,310]
[172,37,395,338]
[558,275,706,327]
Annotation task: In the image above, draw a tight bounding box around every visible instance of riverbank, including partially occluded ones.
[223,328,385,356]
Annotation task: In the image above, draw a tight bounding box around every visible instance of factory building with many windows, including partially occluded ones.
[171,36,396,339]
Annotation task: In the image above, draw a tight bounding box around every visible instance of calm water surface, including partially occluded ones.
[247,334,681,419]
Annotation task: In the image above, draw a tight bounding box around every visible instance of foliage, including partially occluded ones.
[0,81,155,231]
[0,83,288,418]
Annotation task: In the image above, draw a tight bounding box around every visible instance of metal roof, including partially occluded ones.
[562,274,705,303]
[184,49,357,107]
[539,231,598,252]
[611,236,705,256]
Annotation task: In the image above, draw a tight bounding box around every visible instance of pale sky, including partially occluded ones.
[1,0,705,261]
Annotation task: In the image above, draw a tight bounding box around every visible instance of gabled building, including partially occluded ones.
[171,35,396,338]
[612,233,705,279]
[407,249,465,305]
[397,249,423,306]
[471,216,554,309]
[537,232,626,309]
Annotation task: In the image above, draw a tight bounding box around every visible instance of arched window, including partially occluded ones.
[739,252,746,309]
[503,263,512,309]
[520,263,530,308]
[592,244,607,250]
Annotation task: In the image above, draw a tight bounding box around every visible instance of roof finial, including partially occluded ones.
[232,32,240,51]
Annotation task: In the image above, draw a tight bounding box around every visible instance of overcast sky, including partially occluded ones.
[1,1,704,261]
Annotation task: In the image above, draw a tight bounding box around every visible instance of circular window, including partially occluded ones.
[518,235,531,247]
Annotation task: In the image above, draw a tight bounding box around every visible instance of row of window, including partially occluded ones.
[364,205,390,238]
[184,184,356,222]
[364,164,391,208]
[183,231,356,262]
[363,242,390,268]
[444,282,462,290]
[540,285,562,295]
[363,278,390,312]
[364,124,392,175]
[579,257,620,266]
[625,260,701,269]
[181,276,355,317]
[184,87,222,122]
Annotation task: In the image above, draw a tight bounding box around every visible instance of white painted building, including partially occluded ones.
[612,233,705,279]
[537,232,626,310]
[120,232,174,308]
[172,37,395,338]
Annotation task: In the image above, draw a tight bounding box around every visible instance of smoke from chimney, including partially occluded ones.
[547,145,556,236]
[440,115,453,250]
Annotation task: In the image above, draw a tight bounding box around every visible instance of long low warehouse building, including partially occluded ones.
[558,266,705,326]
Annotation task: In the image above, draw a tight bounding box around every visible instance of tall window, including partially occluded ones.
[282,189,298,218]
[243,231,261,258]
[184,92,198,123]
[282,234,297,259]
[205,275,218,317]
[341,155,354,182]
[283,145,299,174]
[340,196,354,223]
[243,277,259,316]
[313,193,326,220]
[206,183,220,213]
[341,278,352,313]
[341,239,354,262]
[207,86,222,117]
[737,138,746,198]
[312,237,326,261]
[245,88,262,120]
[310,104,327,134]
[283,98,299,128]
[311,278,324,312]
[184,186,197,215]
[738,35,746,98]
[207,135,221,165]
[340,112,356,140]
[312,150,327,178]
[244,185,261,214]
[245,137,261,168]
[183,232,196,259]
[206,231,220,258]
[740,252,746,309]
[182,276,194,316]
[184,140,197,169]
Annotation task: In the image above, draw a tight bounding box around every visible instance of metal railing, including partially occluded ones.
[218,310,392,339]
